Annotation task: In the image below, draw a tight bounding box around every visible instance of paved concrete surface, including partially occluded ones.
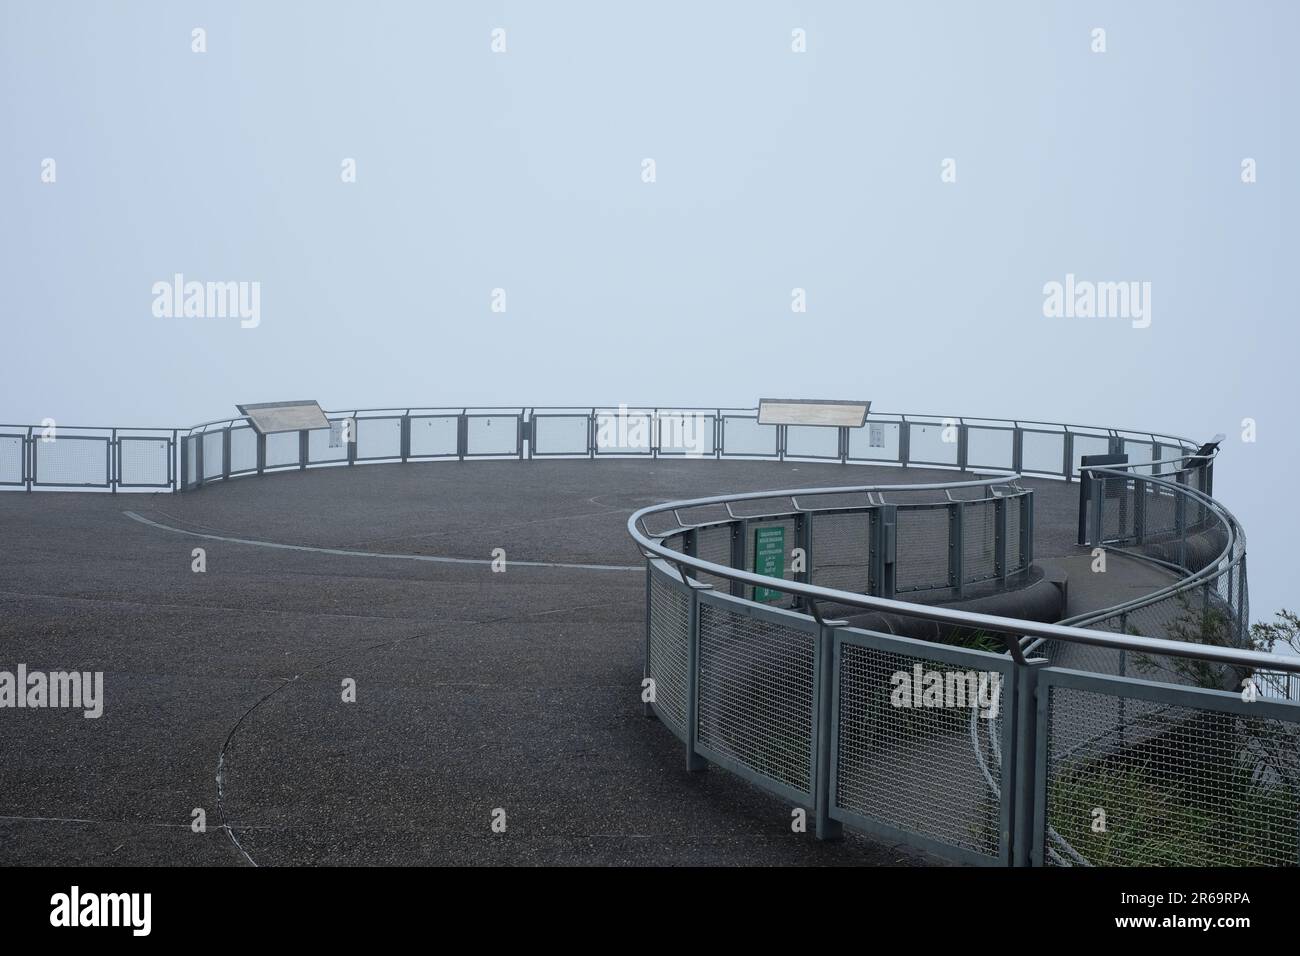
[0,458,1090,866]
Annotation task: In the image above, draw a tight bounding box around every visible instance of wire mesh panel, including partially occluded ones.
[33,436,109,487]
[907,422,959,466]
[1038,670,1300,867]
[1003,496,1024,572]
[847,421,900,462]
[229,425,257,474]
[961,500,998,583]
[466,415,518,456]
[691,524,734,591]
[721,416,777,457]
[1021,430,1065,476]
[647,564,691,737]
[264,431,299,468]
[967,427,1013,470]
[696,592,817,798]
[530,414,588,456]
[810,510,872,595]
[785,425,839,459]
[0,434,24,485]
[356,417,401,460]
[832,629,1013,864]
[202,430,225,480]
[118,437,170,487]
[894,505,952,592]
[408,415,458,457]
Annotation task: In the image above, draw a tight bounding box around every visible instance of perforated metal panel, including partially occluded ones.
[118,437,170,487]
[0,434,24,485]
[894,505,951,592]
[33,436,108,487]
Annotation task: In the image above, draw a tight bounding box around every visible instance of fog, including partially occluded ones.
[1,1,1295,619]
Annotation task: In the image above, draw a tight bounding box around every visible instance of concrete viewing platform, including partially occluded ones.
[0,457,1109,866]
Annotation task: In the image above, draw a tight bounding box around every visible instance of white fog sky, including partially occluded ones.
[1,1,1295,616]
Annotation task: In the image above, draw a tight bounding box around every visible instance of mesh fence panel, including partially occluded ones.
[961,500,997,583]
[895,506,951,592]
[0,435,24,484]
[696,598,815,795]
[1043,683,1300,866]
[119,438,169,486]
[692,524,734,591]
[1006,497,1022,570]
[835,637,1006,859]
[810,511,871,594]
[35,437,107,486]
[647,570,690,735]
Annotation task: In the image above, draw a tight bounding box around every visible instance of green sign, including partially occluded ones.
[752,526,786,602]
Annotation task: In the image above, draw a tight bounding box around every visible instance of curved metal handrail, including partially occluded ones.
[628,478,1297,676]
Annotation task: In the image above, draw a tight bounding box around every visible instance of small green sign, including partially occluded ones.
[752,526,786,602]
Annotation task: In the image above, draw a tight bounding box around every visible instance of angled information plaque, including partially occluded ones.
[236,400,331,436]
[757,398,871,428]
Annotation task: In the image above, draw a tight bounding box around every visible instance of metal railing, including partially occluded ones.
[0,406,1203,493]
[629,459,1300,867]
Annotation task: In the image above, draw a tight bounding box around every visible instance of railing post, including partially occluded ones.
[170,428,177,492]
[1012,426,1024,474]
[1022,491,1034,567]
[196,432,205,488]
[346,419,357,466]
[1174,471,1188,567]
[684,584,707,773]
[729,520,747,599]
[813,621,844,841]
[110,428,117,495]
[899,420,910,467]
[880,504,897,598]
[950,502,964,598]
[795,512,812,607]
[957,423,969,472]
[400,413,411,462]
[1089,476,1104,548]
[643,562,656,719]
[1062,431,1074,483]
[1133,474,1146,545]
[256,432,266,476]
[995,496,1007,585]
[222,427,232,480]
[1010,657,1047,867]
[25,426,33,492]
[298,429,308,470]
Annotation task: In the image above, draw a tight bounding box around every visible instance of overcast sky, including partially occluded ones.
[1,1,1295,617]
